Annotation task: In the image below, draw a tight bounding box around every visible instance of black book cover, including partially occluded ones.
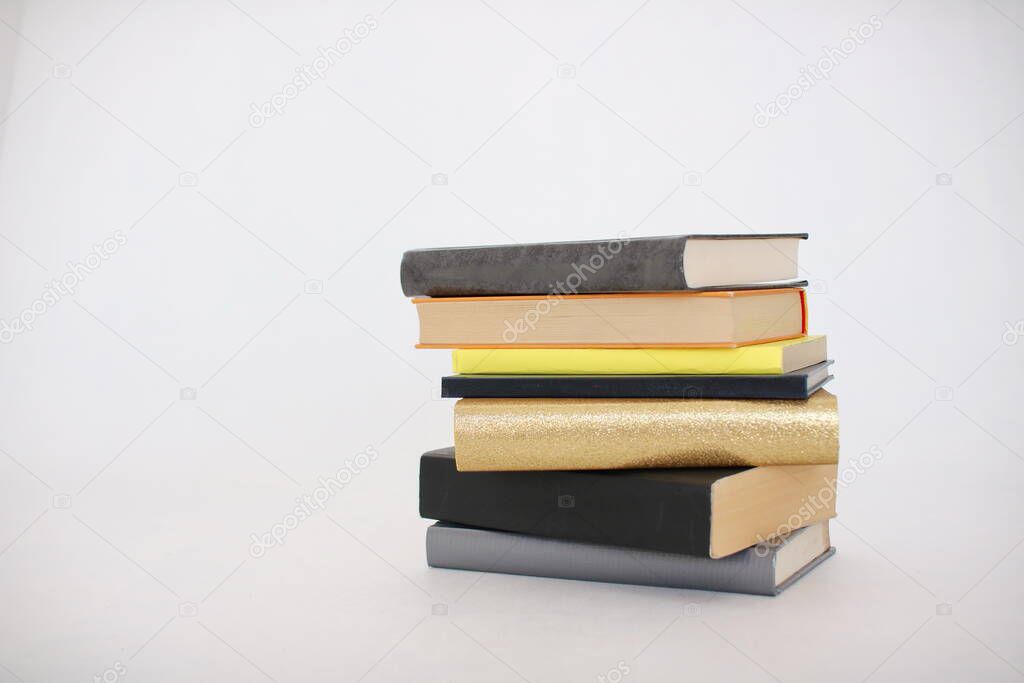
[419,447,748,557]
[441,361,833,400]
[401,233,808,297]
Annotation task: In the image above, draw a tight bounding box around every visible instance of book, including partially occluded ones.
[425,521,835,596]
[454,389,839,471]
[401,233,808,297]
[420,447,837,558]
[441,360,834,399]
[451,335,826,375]
[414,289,806,348]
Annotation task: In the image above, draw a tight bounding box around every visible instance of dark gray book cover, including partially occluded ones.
[426,522,835,596]
[419,447,737,557]
[401,233,808,297]
[441,361,833,399]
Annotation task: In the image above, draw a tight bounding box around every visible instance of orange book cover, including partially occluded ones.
[412,288,807,349]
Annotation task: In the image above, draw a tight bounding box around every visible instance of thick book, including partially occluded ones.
[451,335,826,375]
[420,447,837,558]
[426,521,835,596]
[441,360,834,399]
[413,289,806,348]
[454,389,839,471]
[401,233,808,297]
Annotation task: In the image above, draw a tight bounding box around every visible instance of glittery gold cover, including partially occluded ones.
[454,390,838,471]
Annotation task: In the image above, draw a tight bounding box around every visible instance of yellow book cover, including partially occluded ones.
[451,335,826,375]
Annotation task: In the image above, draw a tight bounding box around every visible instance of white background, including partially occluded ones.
[1,1,1023,681]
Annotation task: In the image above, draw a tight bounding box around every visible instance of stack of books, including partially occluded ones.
[402,234,839,596]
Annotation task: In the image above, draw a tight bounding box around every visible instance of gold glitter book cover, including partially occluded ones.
[454,390,839,471]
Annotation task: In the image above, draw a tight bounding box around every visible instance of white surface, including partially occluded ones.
[1,1,1023,681]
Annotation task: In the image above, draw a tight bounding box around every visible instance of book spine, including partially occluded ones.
[400,237,688,297]
[419,452,714,556]
[425,523,779,596]
[453,393,839,471]
[440,374,816,399]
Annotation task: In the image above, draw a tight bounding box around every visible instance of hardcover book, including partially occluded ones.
[413,289,806,348]
[451,335,826,375]
[426,521,835,596]
[454,390,839,471]
[401,233,808,297]
[441,360,833,399]
[420,447,838,558]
